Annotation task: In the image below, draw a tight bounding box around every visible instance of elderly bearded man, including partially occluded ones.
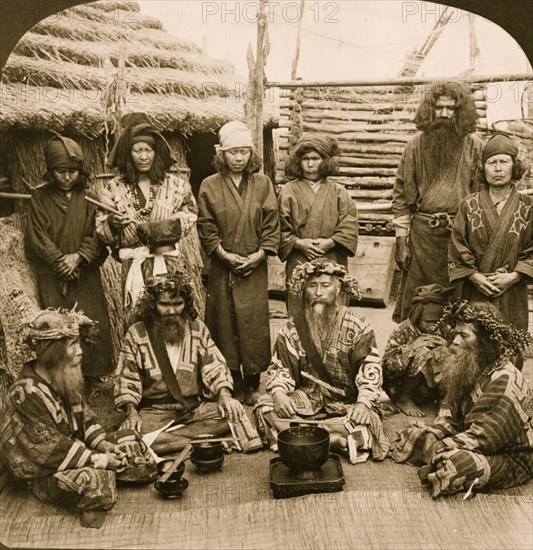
[0,308,156,529]
[392,81,483,322]
[392,301,533,498]
[254,258,389,464]
[114,272,262,455]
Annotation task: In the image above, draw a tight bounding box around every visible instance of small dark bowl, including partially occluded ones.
[191,434,225,474]
[156,459,186,481]
[154,477,189,499]
[277,426,330,476]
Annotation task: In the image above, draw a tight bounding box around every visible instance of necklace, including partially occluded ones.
[129,182,158,218]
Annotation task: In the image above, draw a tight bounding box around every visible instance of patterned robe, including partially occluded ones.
[197,173,280,375]
[448,187,533,329]
[392,362,533,497]
[392,133,483,322]
[278,178,358,317]
[95,173,198,308]
[255,307,390,460]
[0,363,153,511]
[25,185,112,376]
[382,319,450,402]
[114,318,233,413]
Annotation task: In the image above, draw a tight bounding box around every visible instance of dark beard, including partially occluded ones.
[443,344,484,416]
[50,363,85,404]
[422,119,463,173]
[304,301,338,354]
[153,314,186,345]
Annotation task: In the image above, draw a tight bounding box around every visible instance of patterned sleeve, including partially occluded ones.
[266,322,300,395]
[95,180,120,246]
[438,370,527,454]
[5,382,99,476]
[169,174,197,239]
[351,319,383,408]
[448,197,478,282]
[514,197,533,280]
[114,327,144,410]
[197,322,233,398]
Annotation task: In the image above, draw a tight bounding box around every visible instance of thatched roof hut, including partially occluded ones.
[0,0,277,195]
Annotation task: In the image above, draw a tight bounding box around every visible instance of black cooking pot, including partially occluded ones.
[277,425,330,477]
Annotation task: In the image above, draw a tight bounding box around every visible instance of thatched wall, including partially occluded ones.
[0,216,40,413]
[276,83,488,236]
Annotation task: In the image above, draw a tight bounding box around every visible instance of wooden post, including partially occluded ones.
[245,0,269,169]
[291,0,305,80]
[469,14,480,72]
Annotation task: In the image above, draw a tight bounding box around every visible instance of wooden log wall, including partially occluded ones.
[276,83,488,236]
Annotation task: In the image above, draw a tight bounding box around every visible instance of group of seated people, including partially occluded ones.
[1,259,532,528]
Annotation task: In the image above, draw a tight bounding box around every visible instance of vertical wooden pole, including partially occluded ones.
[254,0,267,163]
[291,0,305,80]
[469,14,479,72]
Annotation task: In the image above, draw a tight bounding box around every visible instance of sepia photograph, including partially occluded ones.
[0,0,532,548]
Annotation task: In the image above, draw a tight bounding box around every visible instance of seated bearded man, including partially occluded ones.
[254,258,390,464]
[115,272,262,455]
[0,308,156,529]
[383,284,454,417]
[392,301,533,498]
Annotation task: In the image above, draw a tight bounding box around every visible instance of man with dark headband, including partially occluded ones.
[254,258,389,464]
[114,272,262,455]
[392,301,533,498]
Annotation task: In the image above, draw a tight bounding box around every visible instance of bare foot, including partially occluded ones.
[396,399,425,417]
[244,389,260,406]
[329,433,347,453]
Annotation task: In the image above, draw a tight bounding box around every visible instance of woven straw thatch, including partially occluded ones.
[1,0,275,136]
[0,216,40,412]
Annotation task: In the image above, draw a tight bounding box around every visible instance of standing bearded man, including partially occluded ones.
[254,258,389,464]
[115,272,262,455]
[392,81,483,322]
[392,301,533,498]
[0,308,156,528]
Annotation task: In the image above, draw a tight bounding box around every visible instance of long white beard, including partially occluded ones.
[305,302,338,354]
[51,363,85,404]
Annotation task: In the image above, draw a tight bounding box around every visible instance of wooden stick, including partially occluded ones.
[159,444,192,483]
[300,371,347,397]
[190,437,244,445]
[0,192,31,199]
[266,73,533,88]
[84,195,123,216]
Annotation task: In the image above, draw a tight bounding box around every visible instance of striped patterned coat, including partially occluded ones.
[114,318,234,411]
[0,363,108,480]
[95,173,197,250]
[266,306,383,414]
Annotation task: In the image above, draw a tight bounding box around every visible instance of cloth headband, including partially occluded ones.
[217,120,254,152]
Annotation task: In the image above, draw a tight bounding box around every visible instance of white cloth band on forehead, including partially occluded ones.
[218,120,254,151]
